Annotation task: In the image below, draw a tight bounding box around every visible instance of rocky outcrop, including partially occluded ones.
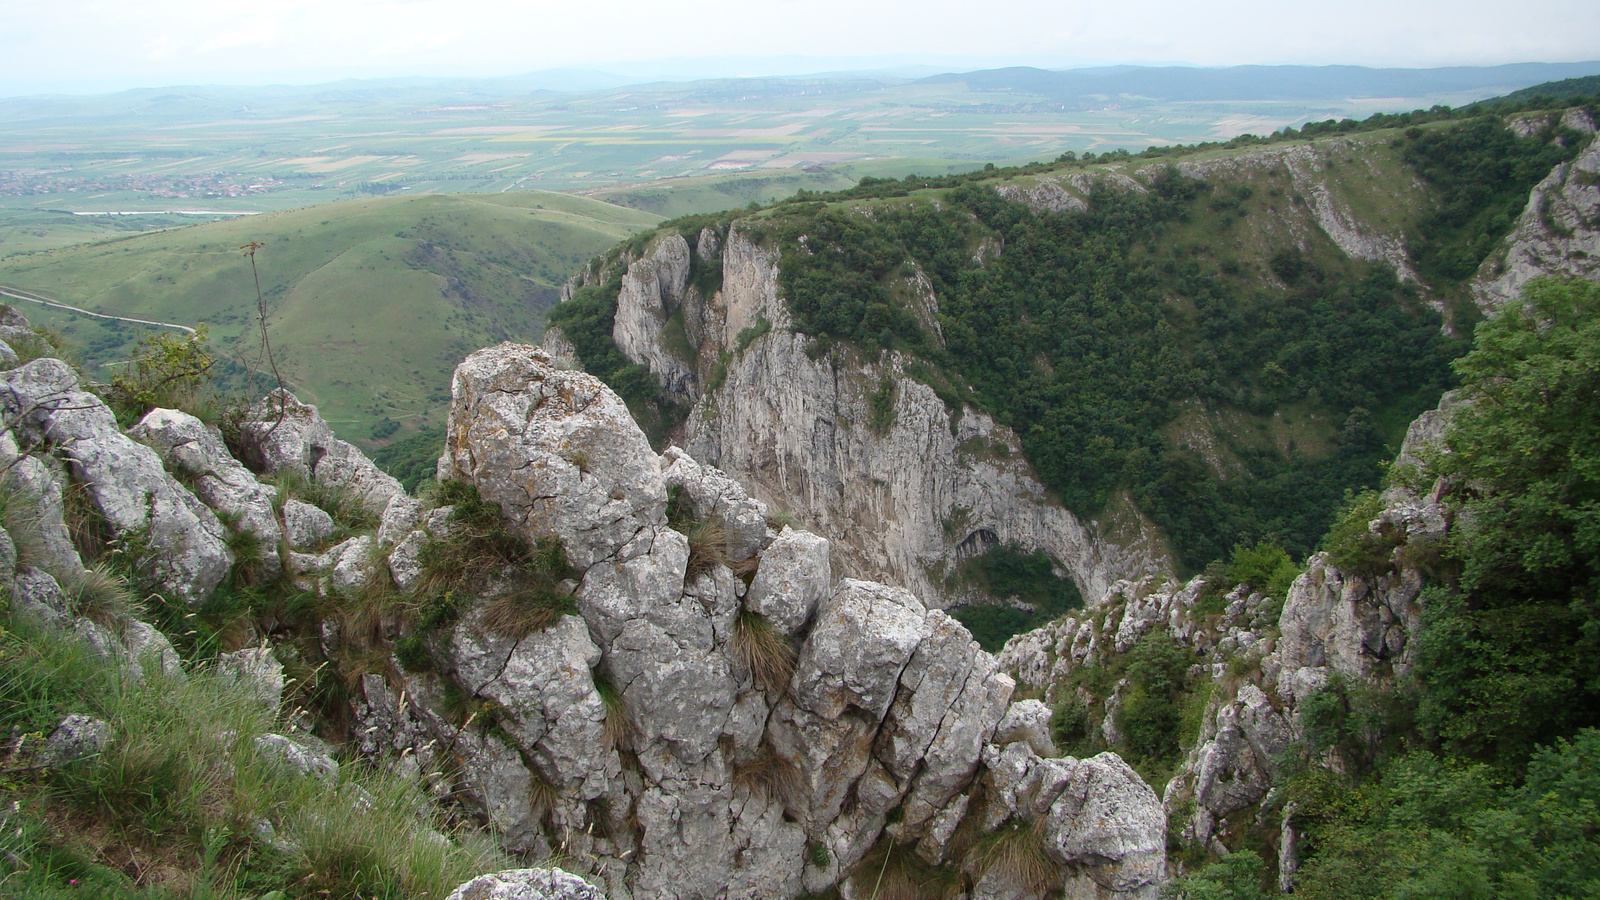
[0,358,231,604]
[368,343,1166,900]
[999,388,1466,880]
[669,224,1169,608]
[239,389,402,515]
[1474,109,1600,309]
[612,233,698,398]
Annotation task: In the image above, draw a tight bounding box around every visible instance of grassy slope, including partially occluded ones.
[0,192,659,441]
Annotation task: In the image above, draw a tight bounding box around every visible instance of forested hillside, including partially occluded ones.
[551,97,1597,620]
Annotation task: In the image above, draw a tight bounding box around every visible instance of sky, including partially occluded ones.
[2,0,1599,96]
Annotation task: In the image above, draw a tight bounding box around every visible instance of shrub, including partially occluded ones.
[105,324,224,427]
[732,610,795,693]
[1322,489,1400,576]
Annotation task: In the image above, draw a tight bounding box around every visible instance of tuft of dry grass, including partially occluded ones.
[732,744,805,812]
[480,584,577,642]
[732,610,795,693]
[857,837,966,900]
[685,518,730,580]
[969,816,1062,896]
[63,562,144,627]
[594,673,634,751]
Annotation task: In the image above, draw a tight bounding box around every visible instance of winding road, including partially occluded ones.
[0,284,195,334]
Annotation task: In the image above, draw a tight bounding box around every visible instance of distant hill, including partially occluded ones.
[1484,74,1600,105]
[921,62,1600,104]
[0,192,659,443]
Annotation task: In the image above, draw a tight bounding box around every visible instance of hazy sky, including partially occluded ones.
[3,0,1599,95]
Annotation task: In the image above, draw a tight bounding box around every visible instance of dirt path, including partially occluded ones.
[0,284,196,334]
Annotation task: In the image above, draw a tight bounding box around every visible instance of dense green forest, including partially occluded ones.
[765,112,1586,572]
[1169,277,1600,898]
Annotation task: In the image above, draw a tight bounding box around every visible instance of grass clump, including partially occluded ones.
[593,673,633,751]
[411,481,576,642]
[732,610,795,693]
[732,744,804,811]
[969,818,1062,896]
[0,601,508,899]
[62,562,145,628]
[264,469,379,535]
[685,519,730,580]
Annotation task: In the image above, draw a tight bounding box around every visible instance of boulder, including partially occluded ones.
[38,714,110,768]
[439,343,667,571]
[0,359,230,604]
[282,498,335,550]
[443,869,605,900]
[743,525,832,638]
[218,646,285,709]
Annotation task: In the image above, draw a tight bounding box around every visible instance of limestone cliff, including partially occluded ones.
[0,309,1170,900]
[1474,108,1600,309]
[573,223,1174,610]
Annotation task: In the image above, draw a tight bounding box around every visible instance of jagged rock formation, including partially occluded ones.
[586,222,1172,608]
[1475,108,1600,309]
[0,310,1167,899]
[369,342,1167,900]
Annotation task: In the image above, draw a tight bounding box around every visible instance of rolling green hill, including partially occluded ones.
[0,191,660,442]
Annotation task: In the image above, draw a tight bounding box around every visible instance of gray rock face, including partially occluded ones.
[130,407,284,578]
[613,233,698,398]
[0,359,230,604]
[744,525,830,638]
[401,347,1167,899]
[282,499,336,550]
[39,714,110,768]
[254,733,339,782]
[660,446,770,564]
[444,869,606,900]
[239,390,402,514]
[0,431,85,581]
[1475,111,1600,310]
[218,646,285,709]
[439,342,667,571]
[1045,754,1166,899]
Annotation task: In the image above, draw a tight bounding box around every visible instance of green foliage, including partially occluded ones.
[1415,277,1600,764]
[1223,540,1300,599]
[370,426,444,493]
[104,324,224,428]
[867,375,898,435]
[949,544,1083,651]
[1282,733,1600,899]
[1321,489,1402,576]
[734,316,771,353]
[0,600,508,900]
[1161,849,1272,900]
[1403,115,1586,284]
[770,176,1458,574]
[1119,632,1198,780]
